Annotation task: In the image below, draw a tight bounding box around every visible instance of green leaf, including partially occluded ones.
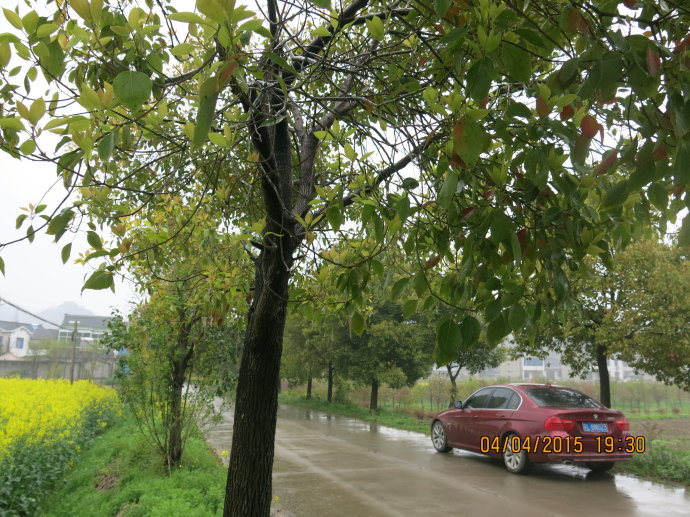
[486,316,507,345]
[208,132,226,146]
[460,316,481,347]
[171,43,195,56]
[0,256,4,276]
[113,71,152,109]
[20,140,36,155]
[509,303,527,331]
[46,209,74,241]
[196,0,225,24]
[402,299,417,319]
[365,16,385,42]
[82,269,114,292]
[310,0,331,8]
[97,131,116,161]
[311,26,332,37]
[434,0,452,19]
[351,311,365,335]
[61,243,72,264]
[29,98,46,125]
[602,180,629,208]
[15,214,28,229]
[466,57,495,102]
[326,204,344,231]
[438,170,459,209]
[673,137,690,185]
[391,277,408,298]
[0,117,25,131]
[167,12,206,24]
[193,90,219,148]
[647,183,668,211]
[3,8,22,30]
[553,267,569,302]
[87,230,102,249]
[435,318,462,365]
[238,19,264,33]
[502,43,531,83]
[413,272,427,297]
[36,23,59,39]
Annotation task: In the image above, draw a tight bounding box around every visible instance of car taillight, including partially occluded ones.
[544,416,575,431]
[615,418,630,431]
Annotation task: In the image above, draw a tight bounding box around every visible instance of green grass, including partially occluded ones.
[39,413,226,517]
[616,444,690,485]
[278,393,431,435]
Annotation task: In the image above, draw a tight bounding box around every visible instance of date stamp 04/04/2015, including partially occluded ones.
[480,435,646,454]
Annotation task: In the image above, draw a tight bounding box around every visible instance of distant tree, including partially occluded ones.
[515,239,690,406]
[444,342,506,406]
[341,296,435,411]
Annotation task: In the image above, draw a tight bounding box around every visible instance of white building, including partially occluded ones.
[0,321,34,358]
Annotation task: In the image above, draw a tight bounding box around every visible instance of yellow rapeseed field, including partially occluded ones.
[0,378,120,458]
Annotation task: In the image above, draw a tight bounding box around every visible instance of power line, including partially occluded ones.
[0,295,62,328]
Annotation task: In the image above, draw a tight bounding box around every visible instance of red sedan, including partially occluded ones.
[431,383,635,474]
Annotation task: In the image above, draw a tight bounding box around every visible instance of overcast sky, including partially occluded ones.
[0,152,139,319]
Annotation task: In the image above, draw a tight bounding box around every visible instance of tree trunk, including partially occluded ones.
[167,366,186,467]
[306,377,312,400]
[446,364,458,407]
[596,344,611,408]
[224,241,294,517]
[327,362,334,403]
[369,378,379,411]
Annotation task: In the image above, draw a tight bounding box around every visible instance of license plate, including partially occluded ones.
[583,422,609,433]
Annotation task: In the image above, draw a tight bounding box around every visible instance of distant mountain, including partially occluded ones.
[40,302,93,327]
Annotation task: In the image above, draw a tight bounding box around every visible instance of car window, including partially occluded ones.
[464,388,494,409]
[525,388,603,408]
[486,388,517,409]
[505,392,520,410]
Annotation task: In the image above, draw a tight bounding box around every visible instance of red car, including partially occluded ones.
[431,383,634,474]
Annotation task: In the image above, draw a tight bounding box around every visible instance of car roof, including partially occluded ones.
[495,383,566,389]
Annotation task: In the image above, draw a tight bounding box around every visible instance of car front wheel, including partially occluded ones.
[503,433,532,474]
[586,462,615,472]
[431,421,451,452]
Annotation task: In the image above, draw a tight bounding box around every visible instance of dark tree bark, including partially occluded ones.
[369,377,379,411]
[327,361,334,403]
[306,377,312,400]
[166,318,195,468]
[596,344,611,408]
[446,363,461,407]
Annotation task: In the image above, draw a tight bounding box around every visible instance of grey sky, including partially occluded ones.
[0,152,138,318]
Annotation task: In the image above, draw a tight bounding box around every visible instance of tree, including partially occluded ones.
[444,341,505,406]
[1,1,689,514]
[341,295,435,410]
[515,239,690,406]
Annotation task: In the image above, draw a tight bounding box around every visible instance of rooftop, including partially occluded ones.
[60,314,113,330]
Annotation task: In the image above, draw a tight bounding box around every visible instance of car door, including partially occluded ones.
[472,388,519,450]
[448,388,494,450]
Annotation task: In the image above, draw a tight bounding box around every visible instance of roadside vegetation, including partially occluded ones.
[39,412,226,517]
[0,379,120,516]
[281,377,690,486]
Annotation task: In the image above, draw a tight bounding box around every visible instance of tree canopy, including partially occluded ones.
[1,0,689,514]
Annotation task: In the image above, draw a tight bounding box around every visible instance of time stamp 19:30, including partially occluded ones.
[480,435,646,454]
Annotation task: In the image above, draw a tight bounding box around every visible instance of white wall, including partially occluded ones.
[9,327,32,357]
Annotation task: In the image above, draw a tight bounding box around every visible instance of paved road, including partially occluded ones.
[206,403,689,517]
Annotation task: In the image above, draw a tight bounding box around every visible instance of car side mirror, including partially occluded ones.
[453,400,463,410]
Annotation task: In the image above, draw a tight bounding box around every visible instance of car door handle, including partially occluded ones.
[472,415,479,418]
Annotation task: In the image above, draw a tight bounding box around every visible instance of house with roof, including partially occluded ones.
[58,314,113,349]
[0,320,34,358]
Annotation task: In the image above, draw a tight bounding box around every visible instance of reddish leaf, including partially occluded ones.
[560,105,574,120]
[425,255,441,269]
[594,149,618,175]
[566,8,581,33]
[623,0,637,8]
[674,35,690,53]
[516,227,528,250]
[651,143,668,161]
[536,95,550,117]
[461,207,477,219]
[646,49,661,77]
[580,115,600,138]
[483,189,495,198]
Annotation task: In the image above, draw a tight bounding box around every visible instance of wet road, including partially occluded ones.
[206,404,689,517]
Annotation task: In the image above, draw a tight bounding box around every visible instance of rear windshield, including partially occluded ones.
[524,388,603,408]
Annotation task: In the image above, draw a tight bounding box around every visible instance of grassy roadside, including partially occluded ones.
[279,394,690,486]
[39,413,226,517]
[278,393,432,435]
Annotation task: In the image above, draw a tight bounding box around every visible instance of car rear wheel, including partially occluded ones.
[503,433,532,474]
[431,421,451,452]
[586,462,615,472]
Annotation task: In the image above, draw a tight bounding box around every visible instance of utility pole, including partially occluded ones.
[70,320,79,384]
